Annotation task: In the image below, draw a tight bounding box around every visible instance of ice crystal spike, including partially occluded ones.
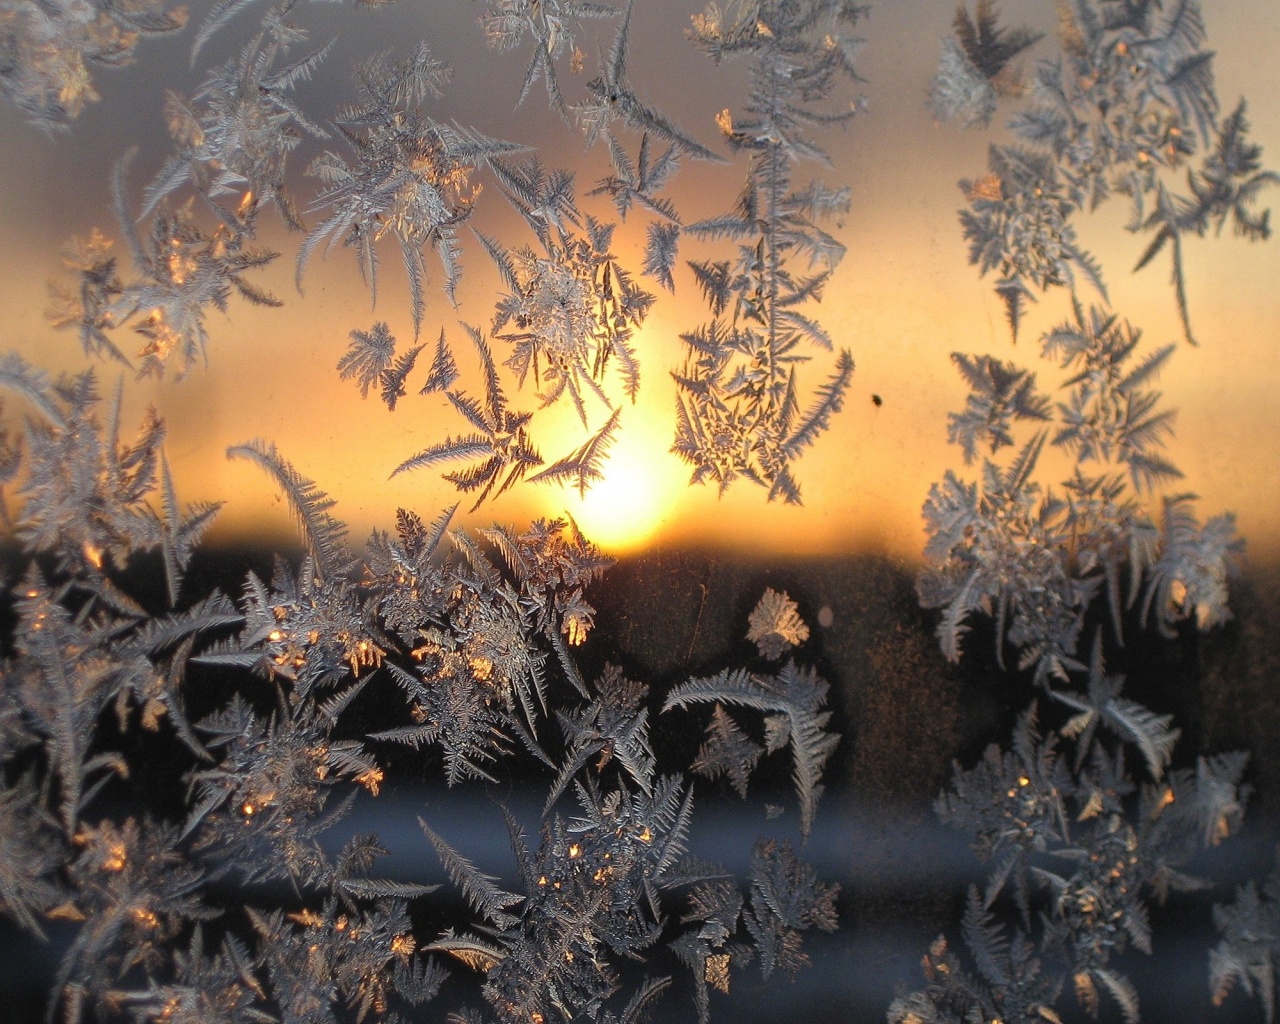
[420,818,523,928]
[527,408,621,497]
[227,439,350,581]
[420,328,459,394]
[380,343,424,411]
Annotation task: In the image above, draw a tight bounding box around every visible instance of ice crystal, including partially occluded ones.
[298,45,524,338]
[0,0,185,129]
[742,837,839,980]
[959,144,1106,338]
[745,587,810,661]
[952,0,1275,343]
[148,14,330,230]
[888,914,1060,1024]
[481,516,612,645]
[338,321,398,399]
[55,818,213,1021]
[114,926,277,1024]
[485,167,653,418]
[0,354,219,596]
[1140,493,1241,635]
[919,299,1238,682]
[576,0,721,163]
[665,647,838,843]
[1211,857,1280,1023]
[1134,99,1279,345]
[476,0,615,112]
[945,352,1050,464]
[929,0,1041,127]
[691,704,761,799]
[0,397,843,1023]
[908,665,1251,1024]
[48,156,282,379]
[928,37,997,130]
[390,324,543,509]
[676,0,865,503]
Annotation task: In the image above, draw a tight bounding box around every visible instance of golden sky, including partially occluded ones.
[0,0,1276,561]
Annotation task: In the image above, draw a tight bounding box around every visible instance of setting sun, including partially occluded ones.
[539,400,686,554]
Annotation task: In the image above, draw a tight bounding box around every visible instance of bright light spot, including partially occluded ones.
[542,405,683,553]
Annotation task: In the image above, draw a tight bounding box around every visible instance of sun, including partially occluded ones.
[543,408,684,553]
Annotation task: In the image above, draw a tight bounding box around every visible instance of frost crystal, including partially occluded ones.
[0,0,185,128]
[745,588,810,661]
[675,0,864,503]
[298,45,524,338]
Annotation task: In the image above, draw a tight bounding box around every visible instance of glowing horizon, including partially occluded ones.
[0,0,1277,564]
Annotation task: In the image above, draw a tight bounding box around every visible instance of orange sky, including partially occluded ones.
[0,0,1276,561]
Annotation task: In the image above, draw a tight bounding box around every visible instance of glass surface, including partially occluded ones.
[0,0,1277,1021]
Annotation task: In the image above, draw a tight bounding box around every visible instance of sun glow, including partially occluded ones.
[543,405,686,554]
